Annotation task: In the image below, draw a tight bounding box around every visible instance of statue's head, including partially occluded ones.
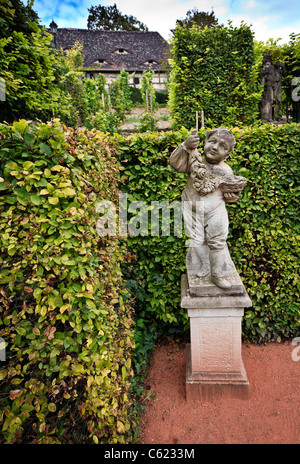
[204,127,236,164]
[262,52,273,68]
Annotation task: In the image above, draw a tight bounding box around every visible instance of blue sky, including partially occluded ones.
[34,0,300,43]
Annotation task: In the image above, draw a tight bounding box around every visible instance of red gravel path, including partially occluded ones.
[139,340,300,444]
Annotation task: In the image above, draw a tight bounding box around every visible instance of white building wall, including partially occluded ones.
[85,71,169,91]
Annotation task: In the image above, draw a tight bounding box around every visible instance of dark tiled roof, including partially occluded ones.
[54,29,170,71]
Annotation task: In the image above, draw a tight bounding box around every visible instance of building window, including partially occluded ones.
[133,77,140,85]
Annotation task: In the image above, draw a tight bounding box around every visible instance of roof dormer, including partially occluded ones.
[92,59,108,65]
[113,48,130,55]
[144,59,159,65]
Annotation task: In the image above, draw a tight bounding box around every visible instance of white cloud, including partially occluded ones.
[101,0,231,40]
[223,0,300,43]
[224,10,300,43]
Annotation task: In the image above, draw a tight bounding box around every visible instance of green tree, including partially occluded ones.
[109,70,132,120]
[87,3,148,31]
[176,8,221,29]
[0,0,39,38]
[0,0,78,123]
[57,42,88,126]
[0,28,71,123]
[141,69,157,112]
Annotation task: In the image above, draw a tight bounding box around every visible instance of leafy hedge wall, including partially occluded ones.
[169,22,261,129]
[0,120,134,444]
[115,124,300,342]
[1,120,299,443]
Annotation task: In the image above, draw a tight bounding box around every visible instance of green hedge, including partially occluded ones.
[169,22,261,129]
[115,124,300,342]
[0,120,134,444]
[1,120,299,444]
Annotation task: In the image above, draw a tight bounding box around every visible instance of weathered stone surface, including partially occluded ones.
[186,246,244,297]
[186,344,249,401]
[181,275,252,400]
[181,274,252,309]
[170,127,247,291]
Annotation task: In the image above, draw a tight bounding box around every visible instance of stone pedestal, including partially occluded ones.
[181,274,252,401]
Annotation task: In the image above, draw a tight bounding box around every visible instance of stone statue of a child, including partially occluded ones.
[170,127,247,290]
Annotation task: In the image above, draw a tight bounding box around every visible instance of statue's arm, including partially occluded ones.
[260,71,265,87]
[223,191,241,202]
[169,143,190,173]
[221,164,244,203]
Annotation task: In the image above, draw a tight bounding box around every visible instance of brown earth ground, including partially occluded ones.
[139,339,300,444]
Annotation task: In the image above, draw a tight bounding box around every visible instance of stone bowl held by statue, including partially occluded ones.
[219,175,247,193]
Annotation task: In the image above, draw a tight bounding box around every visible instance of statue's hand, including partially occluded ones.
[185,130,199,150]
[223,191,240,202]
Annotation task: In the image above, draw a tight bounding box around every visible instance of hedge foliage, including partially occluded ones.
[115,124,300,342]
[1,120,299,444]
[0,120,134,444]
[169,22,261,129]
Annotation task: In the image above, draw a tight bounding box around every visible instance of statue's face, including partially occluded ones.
[204,135,230,164]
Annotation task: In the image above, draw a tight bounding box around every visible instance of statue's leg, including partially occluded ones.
[260,90,269,121]
[205,204,231,289]
[274,83,282,120]
[262,85,274,121]
[268,86,274,121]
[183,199,210,276]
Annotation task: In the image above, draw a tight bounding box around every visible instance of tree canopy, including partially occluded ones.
[176,8,221,29]
[87,3,148,31]
[0,0,39,38]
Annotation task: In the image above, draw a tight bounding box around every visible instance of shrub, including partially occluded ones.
[109,71,133,120]
[129,87,143,105]
[155,90,169,106]
[0,120,134,443]
[85,108,121,134]
[141,70,158,112]
[169,22,261,129]
[138,113,156,133]
[115,124,300,342]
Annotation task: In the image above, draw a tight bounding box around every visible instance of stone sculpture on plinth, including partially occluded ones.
[170,128,252,400]
[260,52,287,122]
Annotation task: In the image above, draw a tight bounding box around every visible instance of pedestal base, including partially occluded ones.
[186,343,249,401]
[181,274,252,401]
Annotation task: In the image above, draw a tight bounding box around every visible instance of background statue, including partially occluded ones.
[170,128,247,291]
[260,52,287,122]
